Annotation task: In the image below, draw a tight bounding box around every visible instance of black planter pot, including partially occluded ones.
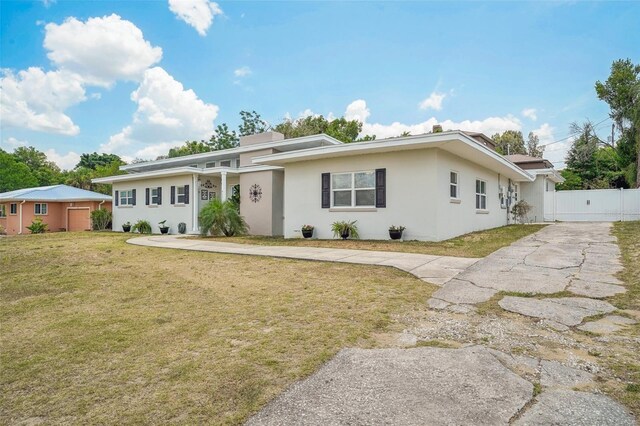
[389,230,403,240]
[340,230,350,240]
[122,225,131,233]
[159,227,169,234]
[302,229,313,238]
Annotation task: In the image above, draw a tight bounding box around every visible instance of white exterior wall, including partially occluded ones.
[283,148,508,241]
[435,150,508,240]
[519,177,545,223]
[112,175,195,234]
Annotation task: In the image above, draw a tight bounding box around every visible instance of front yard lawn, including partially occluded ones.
[207,224,547,258]
[0,232,433,424]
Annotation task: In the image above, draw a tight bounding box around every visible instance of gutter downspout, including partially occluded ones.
[18,200,26,234]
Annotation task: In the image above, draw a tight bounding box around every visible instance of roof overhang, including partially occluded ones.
[253,131,534,182]
[120,134,342,173]
[526,168,565,183]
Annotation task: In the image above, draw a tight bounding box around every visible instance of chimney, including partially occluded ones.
[432,124,443,133]
[239,131,285,147]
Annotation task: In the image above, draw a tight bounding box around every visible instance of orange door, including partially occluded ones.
[68,209,91,232]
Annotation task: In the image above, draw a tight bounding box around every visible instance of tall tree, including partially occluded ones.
[595,58,640,187]
[491,130,527,155]
[238,110,269,136]
[209,123,239,151]
[76,152,123,170]
[168,140,211,158]
[274,115,367,143]
[12,146,63,186]
[0,150,38,192]
[526,132,544,157]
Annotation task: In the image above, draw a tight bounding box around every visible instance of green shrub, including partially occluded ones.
[199,199,249,237]
[511,200,532,224]
[132,219,152,234]
[90,208,112,231]
[27,217,48,234]
[331,220,359,239]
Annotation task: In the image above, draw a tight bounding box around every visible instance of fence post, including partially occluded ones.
[620,188,624,222]
[553,190,557,222]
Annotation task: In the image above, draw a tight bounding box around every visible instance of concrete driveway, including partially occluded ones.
[245,223,636,425]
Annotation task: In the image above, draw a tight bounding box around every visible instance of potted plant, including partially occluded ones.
[301,224,314,238]
[158,220,170,234]
[389,225,405,240]
[122,221,132,233]
[331,220,359,240]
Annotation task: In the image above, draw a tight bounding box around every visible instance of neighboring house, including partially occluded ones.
[0,185,112,235]
[94,129,562,241]
[504,154,564,223]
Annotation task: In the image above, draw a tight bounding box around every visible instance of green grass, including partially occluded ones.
[611,221,640,310]
[202,224,547,258]
[0,232,435,424]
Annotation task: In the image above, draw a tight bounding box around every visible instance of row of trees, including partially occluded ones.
[0,148,126,194]
[558,59,639,189]
[491,130,544,157]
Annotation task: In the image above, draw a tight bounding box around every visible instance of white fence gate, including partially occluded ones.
[544,188,640,222]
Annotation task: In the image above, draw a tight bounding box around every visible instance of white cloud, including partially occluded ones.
[345,99,371,123]
[344,99,521,140]
[168,0,223,36]
[42,0,56,7]
[44,148,80,170]
[522,108,538,121]
[1,67,86,135]
[101,67,219,159]
[44,14,162,87]
[2,137,28,149]
[418,92,446,111]
[530,123,567,166]
[234,66,251,77]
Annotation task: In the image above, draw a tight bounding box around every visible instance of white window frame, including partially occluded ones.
[150,187,160,205]
[176,186,186,204]
[235,159,241,168]
[475,179,487,210]
[450,171,459,199]
[331,170,376,208]
[205,161,216,168]
[10,203,17,215]
[220,160,232,167]
[120,190,134,206]
[34,203,48,215]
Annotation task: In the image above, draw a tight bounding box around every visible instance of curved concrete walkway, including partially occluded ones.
[128,235,479,285]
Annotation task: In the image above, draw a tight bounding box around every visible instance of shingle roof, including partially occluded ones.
[0,185,112,202]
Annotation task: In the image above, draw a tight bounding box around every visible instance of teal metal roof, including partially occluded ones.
[0,185,111,202]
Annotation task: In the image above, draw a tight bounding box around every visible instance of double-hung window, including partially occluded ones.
[120,190,134,206]
[332,171,375,207]
[0,205,5,218]
[177,186,186,204]
[450,171,459,199]
[475,179,487,210]
[150,188,160,205]
[34,203,48,215]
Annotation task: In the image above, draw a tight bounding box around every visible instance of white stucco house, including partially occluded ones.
[94,129,562,241]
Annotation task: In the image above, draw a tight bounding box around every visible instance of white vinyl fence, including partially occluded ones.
[544,188,640,222]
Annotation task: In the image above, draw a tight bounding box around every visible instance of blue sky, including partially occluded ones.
[1,0,638,169]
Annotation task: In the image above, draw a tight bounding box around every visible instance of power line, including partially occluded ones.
[539,117,611,148]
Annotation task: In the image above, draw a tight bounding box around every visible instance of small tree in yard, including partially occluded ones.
[511,200,533,224]
[199,199,249,237]
[27,217,48,234]
[91,208,112,231]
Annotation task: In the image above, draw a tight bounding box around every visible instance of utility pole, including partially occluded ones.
[611,123,615,148]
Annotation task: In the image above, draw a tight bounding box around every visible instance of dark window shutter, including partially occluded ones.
[321,173,330,208]
[171,186,176,204]
[184,185,190,204]
[132,189,137,206]
[145,188,150,206]
[157,187,162,205]
[114,190,119,206]
[375,168,386,208]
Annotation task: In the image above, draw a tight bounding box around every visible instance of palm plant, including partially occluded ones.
[199,199,249,237]
[331,220,359,239]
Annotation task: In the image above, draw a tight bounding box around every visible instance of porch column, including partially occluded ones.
[192,174,199,233]
[221,171,227,201]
